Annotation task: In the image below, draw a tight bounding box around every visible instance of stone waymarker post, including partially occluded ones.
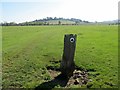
[60,34,77,77]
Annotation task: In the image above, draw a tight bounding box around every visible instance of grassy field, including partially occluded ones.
[2,25,118,88]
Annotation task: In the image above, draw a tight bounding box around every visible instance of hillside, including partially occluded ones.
[19,17,90,25]
[1,17,119,26]
[99,19,119,25]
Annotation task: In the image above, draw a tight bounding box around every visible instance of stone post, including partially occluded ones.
[60,34,77,77]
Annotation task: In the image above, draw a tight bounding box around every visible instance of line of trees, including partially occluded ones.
[1,17,119,26]
[0,17,90,26]
[0,22,17,26]
[33,17,83,22]
[0,21,64,26]
[1,21,119,26]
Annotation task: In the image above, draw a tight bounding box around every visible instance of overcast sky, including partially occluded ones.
[0,0,119,23]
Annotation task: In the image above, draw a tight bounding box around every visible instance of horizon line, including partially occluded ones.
[1,17,118,23]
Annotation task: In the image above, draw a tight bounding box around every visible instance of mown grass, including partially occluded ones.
[2,25,118,88]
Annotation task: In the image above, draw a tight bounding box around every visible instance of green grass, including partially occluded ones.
[2,25,118,88]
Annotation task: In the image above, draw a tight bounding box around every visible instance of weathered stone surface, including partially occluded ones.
[60,34,77,77]
[74,78,79,85]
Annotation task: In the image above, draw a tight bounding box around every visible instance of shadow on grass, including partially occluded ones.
[35,74,69,90]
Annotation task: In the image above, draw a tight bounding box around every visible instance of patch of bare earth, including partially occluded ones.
[48,69,89,87]
[48,69,61,79]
